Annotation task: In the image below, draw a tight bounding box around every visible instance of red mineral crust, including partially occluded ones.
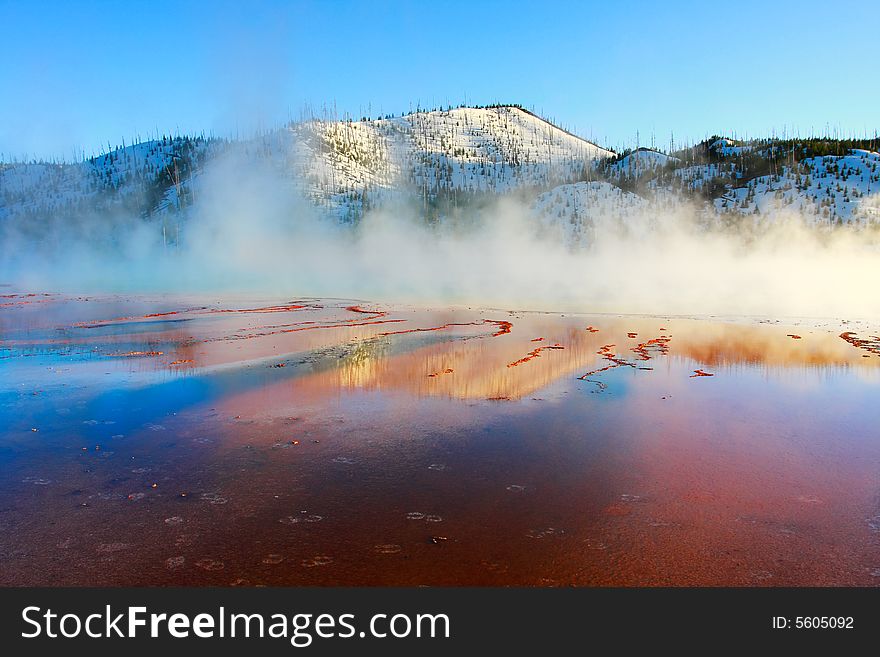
[507,344,565,368]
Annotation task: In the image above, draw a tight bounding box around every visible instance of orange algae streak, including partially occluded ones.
[344,305,387,319]
[143,311,181,319]
[489,320,513,337]
[0,299,54,308]
[73,305,216,328]
[76,303,315,328]
[839,331,880,357]
[220,318,407,341]
[0,293,56,308]
[594,343,636,369]
[378,321,483,337]
[281,318,403,333]
[112,350,164,357]
[0,293,53,300]
[631,337,671,361]
[378,319,513,339]
[690,369,714,377]
[242,320,318,332]
[577,335,670,380]
[210,303,310,314]
[507,344,565,368]
[585,326,599,333]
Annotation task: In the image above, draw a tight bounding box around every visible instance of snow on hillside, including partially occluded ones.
[0,106,612,226]
[666,163,732,192]
[608,148,676,179]
[532,181,650,245]
[715,149,880,225]
[286,106,613,219]
[390,106,611,191]
[0,136,220,225]
[3,111,880,242]
[0,162,90,219]
[709,138,751,156]
[597,136,880,228]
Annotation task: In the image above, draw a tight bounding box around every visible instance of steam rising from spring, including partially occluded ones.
[3,148,880,320]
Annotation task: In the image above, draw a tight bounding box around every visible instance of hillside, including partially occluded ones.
[1,106,612,230]
[289,105,612,220]
[714,149,880,224]
[597,137,880,228]
[0,135,222,240]
[2,108,880,248]
[533,181,650,245]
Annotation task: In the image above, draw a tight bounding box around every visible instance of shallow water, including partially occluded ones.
[1,293,879,586]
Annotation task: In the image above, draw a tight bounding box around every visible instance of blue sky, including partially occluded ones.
[1,0,878,160]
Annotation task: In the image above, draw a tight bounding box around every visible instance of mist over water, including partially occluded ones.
[3,148,880,320]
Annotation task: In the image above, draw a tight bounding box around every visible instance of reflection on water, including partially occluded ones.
[1,294,879,586]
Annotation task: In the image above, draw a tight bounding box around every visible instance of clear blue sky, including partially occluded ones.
[1,0,878,160]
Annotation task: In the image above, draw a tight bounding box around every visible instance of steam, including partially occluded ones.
[3,148,880,320]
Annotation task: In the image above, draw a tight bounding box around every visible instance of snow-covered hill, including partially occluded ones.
[714,149,880,225]
[287,105,613,219]
[3,108,880,247]
[0,136,221,229]
[596,137,880,228]
[1,105,612,228]
[607,148,677,179]
[533,181,650,244]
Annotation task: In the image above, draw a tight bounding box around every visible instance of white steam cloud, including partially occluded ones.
[3,147,880,320]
